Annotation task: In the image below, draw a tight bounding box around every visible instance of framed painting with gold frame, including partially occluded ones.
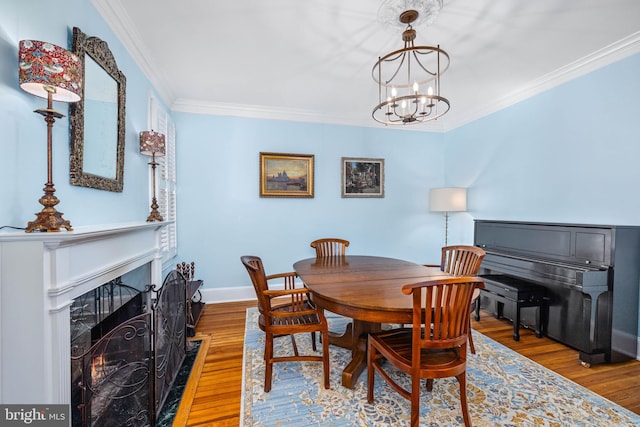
[260,152,314,198]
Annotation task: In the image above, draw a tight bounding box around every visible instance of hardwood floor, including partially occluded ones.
[185,300,640,426]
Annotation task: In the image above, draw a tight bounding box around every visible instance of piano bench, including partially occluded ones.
[475,275,547,341]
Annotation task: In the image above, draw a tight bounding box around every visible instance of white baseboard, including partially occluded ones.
[199,286,256,304]
[199,280,303,304]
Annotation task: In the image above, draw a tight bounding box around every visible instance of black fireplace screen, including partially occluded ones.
[72,313,153,426]
[71,270,187,427]
[154,271,187,415]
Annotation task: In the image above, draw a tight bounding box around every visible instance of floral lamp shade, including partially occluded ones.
[139,131,166,157]
[18,40,82,103]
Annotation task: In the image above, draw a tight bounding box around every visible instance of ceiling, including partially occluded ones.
[93,0,640,132]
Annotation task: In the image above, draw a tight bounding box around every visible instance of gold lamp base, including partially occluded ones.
[26,184,72,232]
[145,154,164,222]
[146,197,164,222]
[26,106,72,233]
[26,210,73,232]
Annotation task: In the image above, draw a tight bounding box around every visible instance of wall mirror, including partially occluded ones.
[70,27,126,192]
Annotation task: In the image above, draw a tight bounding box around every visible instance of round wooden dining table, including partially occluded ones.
[293,255,450,388]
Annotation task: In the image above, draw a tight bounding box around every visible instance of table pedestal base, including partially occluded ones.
[328,319,381,388]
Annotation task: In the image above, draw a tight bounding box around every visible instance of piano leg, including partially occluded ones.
[578,290,608,367]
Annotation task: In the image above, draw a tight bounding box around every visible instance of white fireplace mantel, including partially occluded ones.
[0,222,168,405]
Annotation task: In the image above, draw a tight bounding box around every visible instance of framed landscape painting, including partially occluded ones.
[260,152,314,198]
[341,157,384,198]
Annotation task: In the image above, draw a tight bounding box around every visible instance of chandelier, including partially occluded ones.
[372,7,450,125]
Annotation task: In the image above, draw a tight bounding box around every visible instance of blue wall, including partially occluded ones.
[173,114,448,289]
[446,53,640,243]
[0,0,163,229]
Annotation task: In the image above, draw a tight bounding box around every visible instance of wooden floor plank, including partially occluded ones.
[185,300,640,426]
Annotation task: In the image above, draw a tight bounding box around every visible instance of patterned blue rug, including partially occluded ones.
[241,308,640,426]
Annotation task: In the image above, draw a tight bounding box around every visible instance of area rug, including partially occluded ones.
[241,308,640,426]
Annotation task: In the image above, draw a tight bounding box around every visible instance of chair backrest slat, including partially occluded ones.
[240,256,270,314]
[440,245,486,276]
[310,238,350,258]
[405,277,484,352]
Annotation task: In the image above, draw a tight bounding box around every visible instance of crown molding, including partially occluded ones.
[443,31,640,131]
[91,0,175,106]
[171,98,446,132]
[92,0,639,133]
[172,30,640,133]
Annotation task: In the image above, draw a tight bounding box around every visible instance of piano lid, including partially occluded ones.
[474,220,611,293]
[481,251,608,293]
[474,220,613,269]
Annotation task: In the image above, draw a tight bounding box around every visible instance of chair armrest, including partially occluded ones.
[263,288,310,298]
[266,271,298,281]
[264,287,317,316]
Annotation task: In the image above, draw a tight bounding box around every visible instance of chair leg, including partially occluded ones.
[468,319,476,355]
[264,333,274,392]
[426,379,434,392]
[410,373,420,427]
[311,332,317,351]
[322,330,330,389]
[367,338,375,403]
[290,335,299,356]
[458,372,471,427]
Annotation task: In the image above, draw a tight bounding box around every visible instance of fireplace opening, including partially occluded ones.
[70,264,150,427]
[71,264,150,357]
[70,267,188,427]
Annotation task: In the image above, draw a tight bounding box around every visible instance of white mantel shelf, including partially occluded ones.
[0,221,168,243]
[0,221,170,405]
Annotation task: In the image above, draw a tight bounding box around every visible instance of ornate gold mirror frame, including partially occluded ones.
[69,27,126,192]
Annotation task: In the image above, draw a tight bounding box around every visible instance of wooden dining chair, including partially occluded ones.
[425,245,486,353]
[310,238,350,257]
[309,238,351,342]
[367,276,484,427]
[240,255,330,392]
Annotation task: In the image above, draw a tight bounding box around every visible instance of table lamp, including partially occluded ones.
[429,187,467,246]
[19,40,82,232]
[139,130,166,222]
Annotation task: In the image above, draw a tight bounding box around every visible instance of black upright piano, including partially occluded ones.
[474,220,640,366]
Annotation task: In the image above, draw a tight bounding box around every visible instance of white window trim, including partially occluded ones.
[148,93,177,265]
